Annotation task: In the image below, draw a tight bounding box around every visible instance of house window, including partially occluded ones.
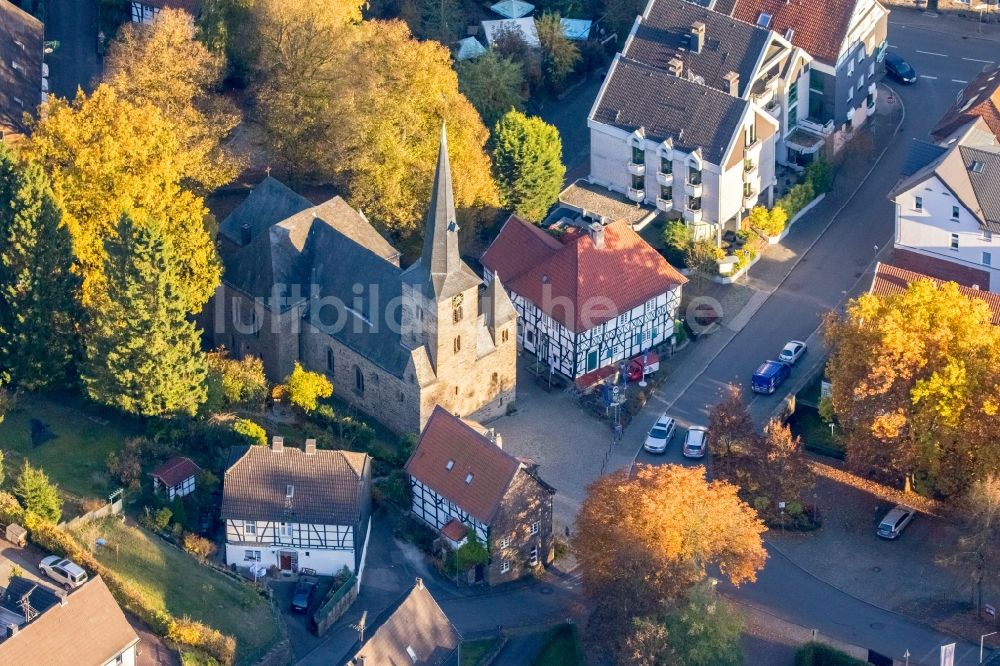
[500,559,511,574]
[244,550,260,561]
[280,523,293,537]
[631,174,644,190]
[244,521,256,535]
[453,336,461,353]
[951,233,959,250]
[868,62,875,77]
[465,473,474,484]
[531,521,540,535]
[985,252,992,267]
[453,306,463,323]
[500,536,511,548]
[915,196,923,211]
[529,547,539,566]
[688,164,702,185]
[847,60,854,77]
[660,185,672,200]
[501,329,509,343]
[857,49,865,64]
[355,366,365,393]
[617,313,627,326]
[660,156,672,174]
[951,206,960,220]
[689,196,703,211]
[984,231,993,242]
[327,348,334,373]
[586,349,598,372]
[847,86,854,102]
[631,144,644,165]
[743,182,753,197]
[745,123,757,147]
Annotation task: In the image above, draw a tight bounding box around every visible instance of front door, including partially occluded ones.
[279,551,293,571]
[474,564,485,583]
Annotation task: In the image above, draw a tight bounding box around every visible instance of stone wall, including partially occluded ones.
[485,469,555,585]
[312,575,359,637]
[209,285,302,380]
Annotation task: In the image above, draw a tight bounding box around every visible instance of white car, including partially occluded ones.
[39,556,89,590]
[643,414,677,454]
[682,426,708,459]
[778,340,807,365]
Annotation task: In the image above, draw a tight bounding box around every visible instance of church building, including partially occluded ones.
[209,128,518,434]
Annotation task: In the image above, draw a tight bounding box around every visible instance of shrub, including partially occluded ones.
[82,497,107,513]
[663,219,693,251]
[805,159,833,194]
[284,363,333,413]
[795,642,867,666]
[232,418,267,447]
[747,205,788,237]
[107,437,145,486]
[183,532,217,561]
[152,507,173,532]
[776,180,816,219]
[455,534,489,571]
[673,319,687,346]
[0,491,25,524]
[205,351,268,410]
[14,461,62,523]
[167,617,237,665]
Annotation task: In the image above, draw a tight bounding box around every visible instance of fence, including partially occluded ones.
[59,489,124,530]
[312,574,359,637]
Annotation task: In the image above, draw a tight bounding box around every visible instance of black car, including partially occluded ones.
[290,577,318,613]
[884,53,917,84]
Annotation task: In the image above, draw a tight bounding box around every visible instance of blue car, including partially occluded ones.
[751,360,790,395]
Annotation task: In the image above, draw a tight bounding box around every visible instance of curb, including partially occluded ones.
[887,9,1000,43]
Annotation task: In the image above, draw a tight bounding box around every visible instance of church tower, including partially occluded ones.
[400,126,483,374]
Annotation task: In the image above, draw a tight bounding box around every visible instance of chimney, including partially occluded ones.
[56,589,68,606]
[304,438,317,455]
[240,223,252,246]
[272,436,284,453]
[723,71,740,96]
[690,22,706,54]
[6,624,18,639]
[973,284,981,290]
[668,57,684,77]
[494,433,504,449]
[415,577,424,590]
[588,222,605,249]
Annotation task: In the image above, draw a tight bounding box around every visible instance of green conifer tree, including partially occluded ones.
[0,146,81,390]
[14,461,62,523]
[82,212,207,416]
[491,110,566,223]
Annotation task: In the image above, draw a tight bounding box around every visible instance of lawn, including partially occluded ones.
[532,623,583,666]
[461,637,499,666]
[71,517,281,665]
[788,406,844,459]
[0,391,141,500]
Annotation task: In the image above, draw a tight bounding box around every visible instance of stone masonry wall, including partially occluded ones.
[485,469,555,585]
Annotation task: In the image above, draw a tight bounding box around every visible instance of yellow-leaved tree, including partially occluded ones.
[26,86,221,313]
[103,7,244,191]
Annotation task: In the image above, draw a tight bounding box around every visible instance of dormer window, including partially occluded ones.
[446,459,455,470]
[286,484,294,499]
[465,473,474,484]
[756,12,772,28]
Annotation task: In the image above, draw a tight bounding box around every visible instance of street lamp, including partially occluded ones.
[981,631,998,664]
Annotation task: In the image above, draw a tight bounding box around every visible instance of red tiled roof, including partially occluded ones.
[440,518,467,542]
[931,65,1000,144]
[150,456,201,487]
[870,262,1000,325]
[890,248,991,290]
[405,407,520,525]
[481,216,687,334]
[730,0,857,65]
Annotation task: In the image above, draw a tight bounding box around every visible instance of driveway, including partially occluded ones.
[44,0,102,99]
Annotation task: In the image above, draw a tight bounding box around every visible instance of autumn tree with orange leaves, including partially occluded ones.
[572,464,766,653]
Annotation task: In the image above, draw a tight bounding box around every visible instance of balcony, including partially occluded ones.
[684,180,703,198]
[743,188,758,208]
[627,187,645,203]
[743,161,758,182]
[764,100,781,120]
[656,197,673,212]
[627,161,646,176]
[684,207,703,224]
[656,171,674,186]
[799,117,835,137]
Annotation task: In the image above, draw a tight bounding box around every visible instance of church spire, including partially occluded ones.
[421,124,461,285]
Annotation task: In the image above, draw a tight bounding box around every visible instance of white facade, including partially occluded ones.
[104,645,138,666]
[409,478,489,542]
[893,175,1000,291]
[224,518,367,576]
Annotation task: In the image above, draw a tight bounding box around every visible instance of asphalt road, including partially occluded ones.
[626,21,997,665]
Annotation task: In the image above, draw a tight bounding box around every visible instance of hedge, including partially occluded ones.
[795,642,868,666]
[1,492,236,664]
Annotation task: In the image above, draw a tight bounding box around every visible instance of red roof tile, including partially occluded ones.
[889,248,991,290]
[150,456,201,487]
[870,262,1000,324]
[931,65,1000,144]
[440,518,468,542]
[405,407,520,524]
[481,216,687,334]
[730,0,858,65]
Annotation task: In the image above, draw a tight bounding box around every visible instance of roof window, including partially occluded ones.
[446,459,455,470]
[286,484,295,499]
[757,13,772,28]
[971,161,984,173]
[465,473,474,484]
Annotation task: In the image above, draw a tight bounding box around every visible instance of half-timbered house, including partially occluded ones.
[129,0,200,23]
[221,437,372,577]
[405,407,555,585]
[482,215,687,383]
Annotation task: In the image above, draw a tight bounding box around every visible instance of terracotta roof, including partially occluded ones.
[0,0,43,137]
[889,248,992,291]
[440,518,467,542]
[222,444,370,525]
[729,0,859,65]
[405,407,520,525]
[481,216,687,334]
[870,262,1000,324]
[931,65,1000,144]
[150,456,201,487]
[0,576,139,665]
[350,580,460,666]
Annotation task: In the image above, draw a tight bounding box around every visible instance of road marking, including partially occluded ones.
[963,57,995,63]
[920,75,939,80]
[953,79,968,84]
[887,43,897,48]
[916,49,947,57]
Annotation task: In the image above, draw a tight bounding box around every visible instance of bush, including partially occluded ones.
[205,351,268,411]
[663,219,693,251]
[183,532,218,561]
[747,205,789,238]
[455,534,489,571]
[284,363,333,413]
[167,617,236,665]
[151,506,173,532]
[107,437,145,486]
[795,642,867,666]
[673,319,687,346]
[805,159,833,194]
[776,180,816,219]
[232,418,267,447]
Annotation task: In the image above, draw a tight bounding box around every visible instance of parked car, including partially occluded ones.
[643,414,677,454]
[884,53,917,84]
[751,360,791,394]
[291,576,318,613]
[39,556,89,590]
[778,340,807,365]
[877,505,916,539]
[682,426,708,459]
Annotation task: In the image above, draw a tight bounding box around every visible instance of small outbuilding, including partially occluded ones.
[150,456,201,500]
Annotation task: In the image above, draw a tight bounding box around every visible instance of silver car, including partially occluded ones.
[779,340,807,365]
[877,505,915,539]
[643,414,676,454]
[682,426,708,459]
[39,556,89,589]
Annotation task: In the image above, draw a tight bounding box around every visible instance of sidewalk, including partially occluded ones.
[885,3,1000,42]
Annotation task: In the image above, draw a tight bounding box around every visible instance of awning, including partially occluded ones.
[560,18,592,41]
[456,36,487,61]
[481,18,540,48]
[490,0,534,18]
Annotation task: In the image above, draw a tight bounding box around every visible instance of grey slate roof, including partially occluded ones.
[900,140,947,178]
[222,445,370,526]
[960,144,1000,232]
[592,55,749,164]
[218,177,312,245]
[350,580,460,666]
[624,0,771,98]
[0,1,43,137]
